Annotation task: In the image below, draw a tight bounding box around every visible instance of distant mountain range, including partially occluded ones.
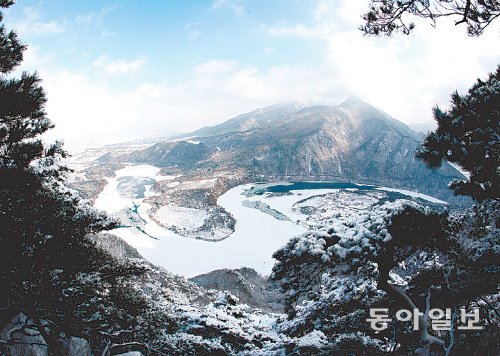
[99,97,465,202]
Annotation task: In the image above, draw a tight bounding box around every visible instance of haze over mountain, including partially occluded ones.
[173,101,307,139]
[408,120,438,134]
[106,97,464,202]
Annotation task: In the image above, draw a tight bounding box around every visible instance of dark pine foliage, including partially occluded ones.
[416,66,499,201]
[0,1,149,354]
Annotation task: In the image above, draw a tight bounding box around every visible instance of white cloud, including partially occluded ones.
[8,5,116,38]
[264,22,324,38]
[13,7,65,35]
[19,46,54,69]
[38,58,347,149]
[74,5,116,26]
[100,30,116,37]
[93,55,148,75]
[212,0,244,15]
[194,60,237,76]
[264,47,274,55]
[264,0,500,124]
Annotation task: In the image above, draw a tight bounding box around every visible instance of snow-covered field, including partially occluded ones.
[93,165,446,278]
[176,178,218,190]
[154,205,207,230]
[255,190,385,230]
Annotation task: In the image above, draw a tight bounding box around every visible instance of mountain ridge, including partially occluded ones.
[104,97,465,203]
[172,101,307,139]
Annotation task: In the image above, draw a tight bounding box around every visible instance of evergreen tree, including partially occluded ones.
[0,1,148,354]
[272,199,499,355]
[270,64,500,354]
[416,66,499,201]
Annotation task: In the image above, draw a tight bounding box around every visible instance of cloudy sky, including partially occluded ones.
[4,0,499,149]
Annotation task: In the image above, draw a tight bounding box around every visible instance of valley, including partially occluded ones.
[66,98,463,279]
[2,0,496,352]
[73,160,447,278]
[48,96,493,354]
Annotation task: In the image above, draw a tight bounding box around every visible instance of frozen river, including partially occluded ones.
[94,164,445,278]
[94,165,306,277]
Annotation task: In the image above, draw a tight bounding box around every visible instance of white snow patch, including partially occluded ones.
[448,161,470,179]
[376,187,447,204]
[154,205,207,230]
[176,178,218,190]
[185,139,201,145]
[163,181,181,188]
[94,164,176,214]
[296,330,328,348]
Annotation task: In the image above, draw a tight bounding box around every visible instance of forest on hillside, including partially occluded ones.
[0,0,498,355]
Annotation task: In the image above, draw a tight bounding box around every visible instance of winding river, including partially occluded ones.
[94,165,306,277]
[94,164,445,278]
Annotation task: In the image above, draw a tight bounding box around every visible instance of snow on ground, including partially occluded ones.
[241,190,387,231]
[94,165,176,214]
[176,178,218,190]
[291,191,382,229]
[245,189,339,223]
[163,181,181,188]
[448,161,470,179]
[109,183,306,278]
[185,139,201,145]
[154,205,207,230]
[94,165,446,278]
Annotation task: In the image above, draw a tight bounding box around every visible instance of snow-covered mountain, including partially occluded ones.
[172,101,306,139]
[112,96,464,202]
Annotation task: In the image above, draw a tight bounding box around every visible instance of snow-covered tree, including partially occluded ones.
[271,198,499,354]
[0,2,150,354]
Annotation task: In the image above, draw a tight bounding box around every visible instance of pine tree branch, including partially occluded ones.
[455,0,472,25]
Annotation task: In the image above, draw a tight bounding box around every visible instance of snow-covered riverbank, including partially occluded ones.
[93,165,446,278]
[94,165,306,277]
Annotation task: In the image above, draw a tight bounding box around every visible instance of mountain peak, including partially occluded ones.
[338,95,419,138]
[340,95,370,108]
